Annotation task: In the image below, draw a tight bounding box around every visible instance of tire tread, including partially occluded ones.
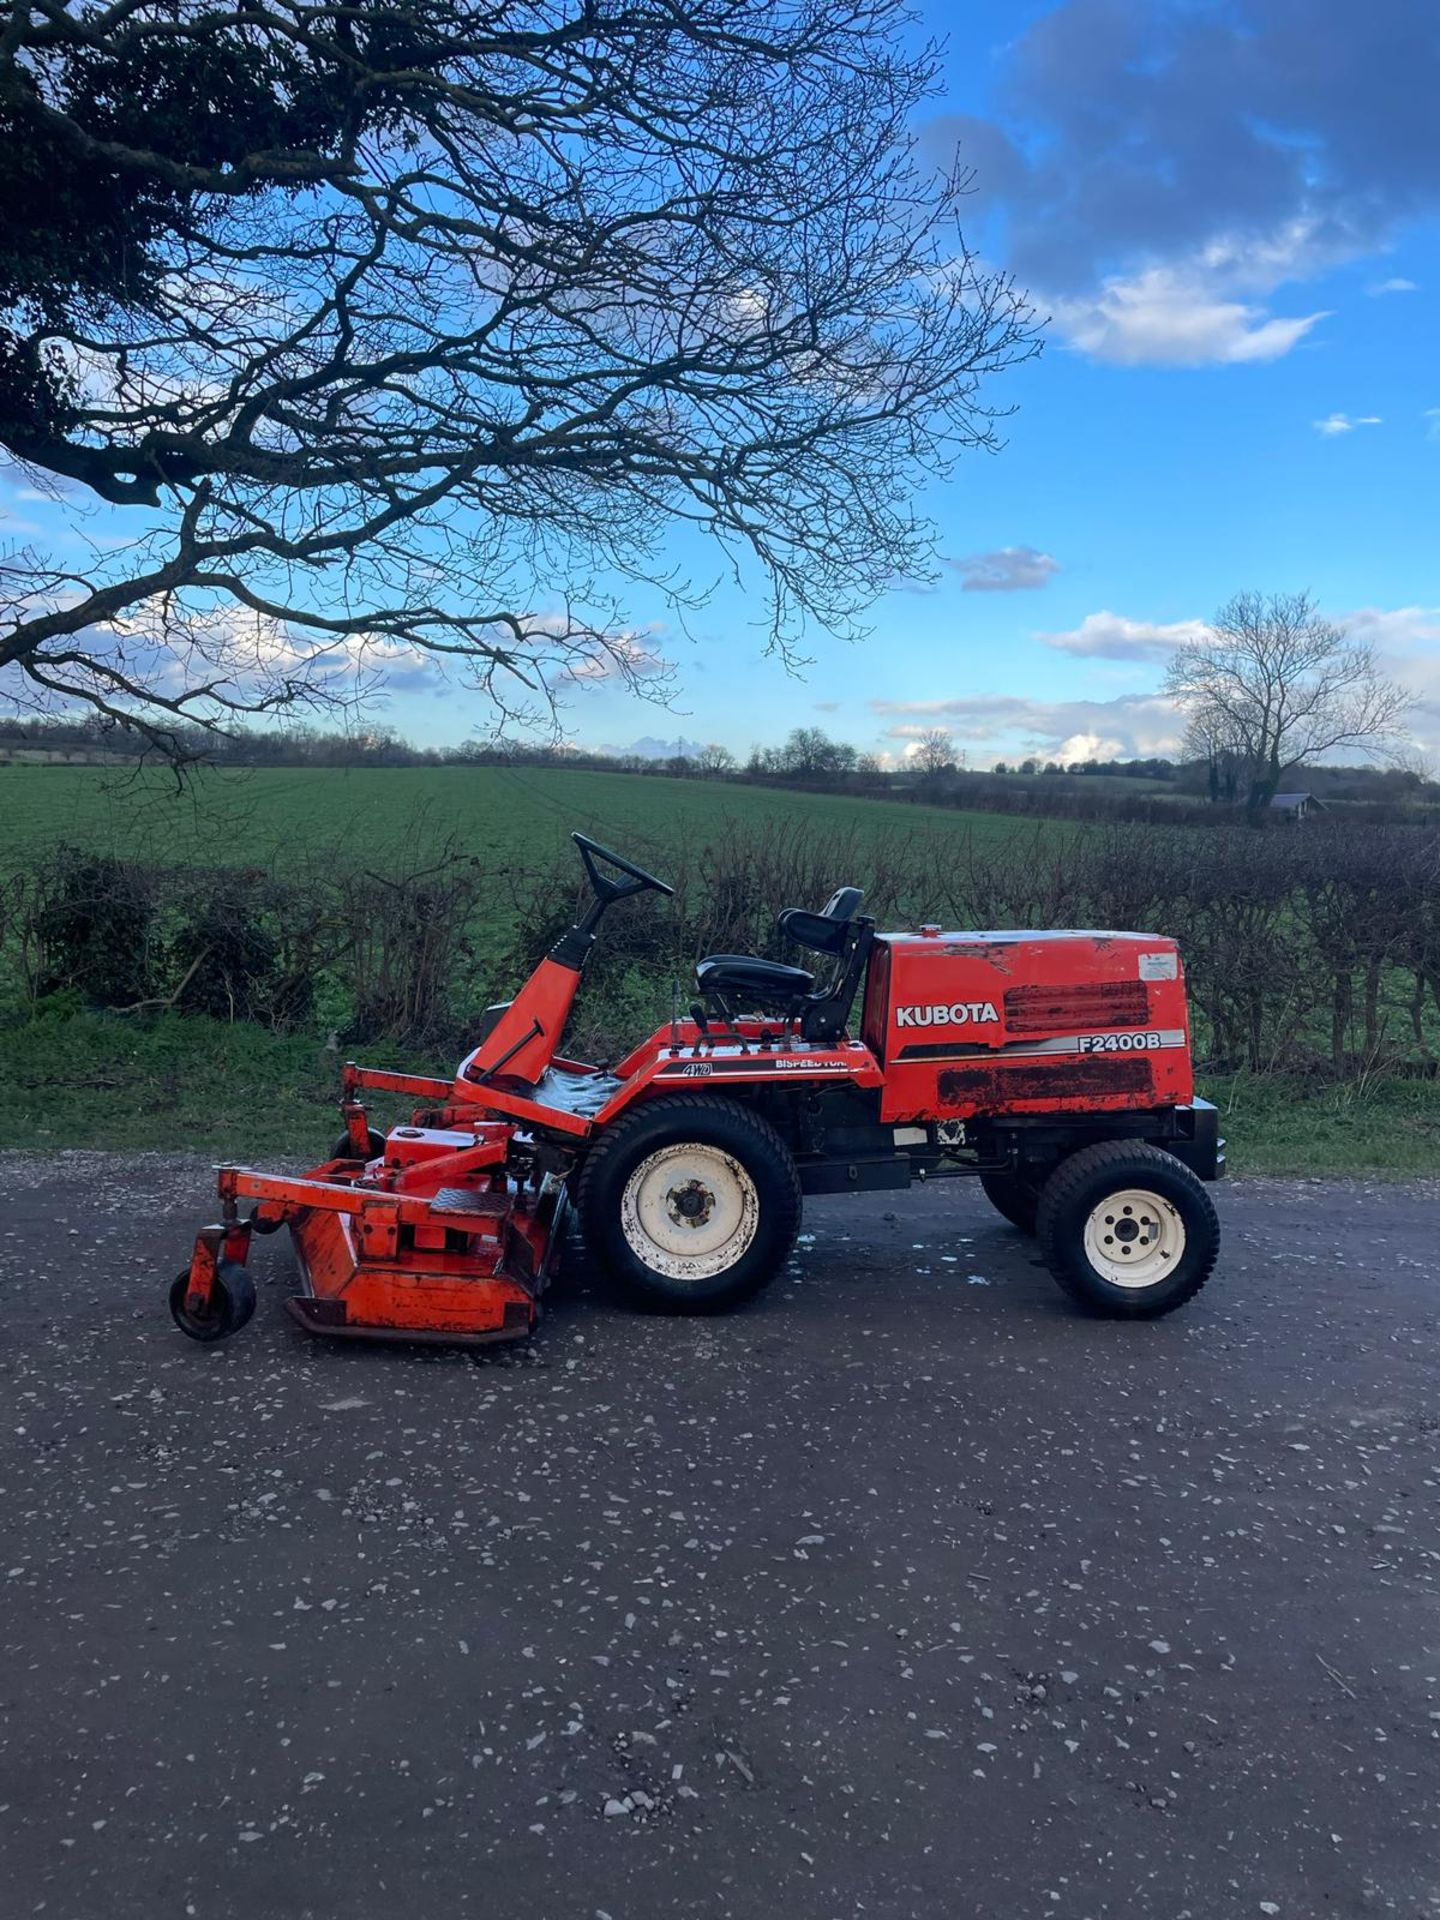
[1036,1140,1219,1318]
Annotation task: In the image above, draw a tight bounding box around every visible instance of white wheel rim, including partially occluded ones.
[620,1143,760,1282]
[1082,1187,1186,1288]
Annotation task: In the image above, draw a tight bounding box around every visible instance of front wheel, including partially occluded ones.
[575,1096,802,1313]
[1036,1141,1219,1318]
[979,1168,1043,1235]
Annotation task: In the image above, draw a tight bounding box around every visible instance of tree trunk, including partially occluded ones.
[1407,971,1430,1056]
[1331,974,1352,1072]
[1362,959,1383,1063]
[1246,755,1283,823]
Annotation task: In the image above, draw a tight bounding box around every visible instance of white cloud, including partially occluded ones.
[1052,274,1328,370]
[874,691,1186,761]
[1035,610,1209,663]
[1344,604,1440,691]
[1341,606,1440,758]
[1049,263,1327,368]
[947,546,1061,592]
[874,604,1440,766]
[1313,412,1382,436]
[592,734,706,761]
[1343,605,1440,656]
[1367,277,1418,296]
[1043,222,1346,369]
[1424,408,1440,441]
[1054,729,1131,762]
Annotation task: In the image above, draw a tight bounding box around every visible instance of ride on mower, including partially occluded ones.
[170,831,1224,1348]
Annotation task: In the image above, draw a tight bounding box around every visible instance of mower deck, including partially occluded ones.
[175,1104,571,1346]
[278,1160,570,1345]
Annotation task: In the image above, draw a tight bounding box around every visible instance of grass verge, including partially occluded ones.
[0,1014,1434,1179]
[0,1013,429,1159]
[1204,1071,1440,1179]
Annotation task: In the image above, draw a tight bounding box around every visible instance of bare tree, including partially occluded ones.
[911,725,955,776]
[0,0,1039,760]
[1165,591,1413,817]
[695,743,736,777]
[1182,702,1248,807]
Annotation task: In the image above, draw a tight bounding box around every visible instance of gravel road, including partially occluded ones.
[1,1153,1436,1920]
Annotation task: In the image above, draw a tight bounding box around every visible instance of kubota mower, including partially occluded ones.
[171,831,1224,1347]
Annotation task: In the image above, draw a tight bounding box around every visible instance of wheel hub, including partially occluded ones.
[1082,1187,1186,1288]
[668,1179,715,1228]
[620,1143,760,1280]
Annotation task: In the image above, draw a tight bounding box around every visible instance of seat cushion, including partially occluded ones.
[695,954,815,1001]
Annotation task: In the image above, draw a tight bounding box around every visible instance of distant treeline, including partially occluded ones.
[2,714,1436,824]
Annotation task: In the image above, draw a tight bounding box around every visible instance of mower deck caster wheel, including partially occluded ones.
[169,1260,257,1342]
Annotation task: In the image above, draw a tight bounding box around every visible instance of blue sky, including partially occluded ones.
[563,0,1440,766]
[4,0,1438,765]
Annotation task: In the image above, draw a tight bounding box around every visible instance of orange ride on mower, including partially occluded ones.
[170,831,1225,1348]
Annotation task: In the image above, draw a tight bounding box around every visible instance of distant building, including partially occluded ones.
[1269,791,1327,822]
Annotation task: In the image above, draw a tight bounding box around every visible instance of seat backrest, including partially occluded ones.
[770,885,869,1040]
[776,886,865,957]
[799,912,874,1041]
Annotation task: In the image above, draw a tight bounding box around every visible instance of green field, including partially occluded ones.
[0,762,1022,874]
[1,762,1435,1179]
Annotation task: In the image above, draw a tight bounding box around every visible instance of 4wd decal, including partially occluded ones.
[894,1001,1000,1029]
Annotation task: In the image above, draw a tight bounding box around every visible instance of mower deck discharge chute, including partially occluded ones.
[172,831,1225,1348]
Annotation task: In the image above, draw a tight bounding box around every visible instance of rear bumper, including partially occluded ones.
[1165,1098,1226,1181]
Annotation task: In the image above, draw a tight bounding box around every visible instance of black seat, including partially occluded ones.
[694,955,815,1001]
[693,886,872,1040]
[776,887,865,956]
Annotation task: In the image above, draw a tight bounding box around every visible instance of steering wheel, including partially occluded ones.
[572,831,674,902]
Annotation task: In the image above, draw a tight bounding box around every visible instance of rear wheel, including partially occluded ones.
[576,1096,801,1313]
[1036,1141,1219,1319]
[979,1168,1043,1235]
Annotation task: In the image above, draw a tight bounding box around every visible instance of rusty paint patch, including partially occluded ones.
[937,1057,1154,1108]
[955,942,1016,971]
[1004,980,1150,1035]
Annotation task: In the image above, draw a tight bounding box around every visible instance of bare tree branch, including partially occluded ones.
[1,0,1040,758]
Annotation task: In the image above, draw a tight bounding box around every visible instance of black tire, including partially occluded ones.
[1035,1141,1219,1319]
[169,1259,257,1342]
[979,1168,1043,1235]
[575,1095,802,1313]
[331,1126,385,1163]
